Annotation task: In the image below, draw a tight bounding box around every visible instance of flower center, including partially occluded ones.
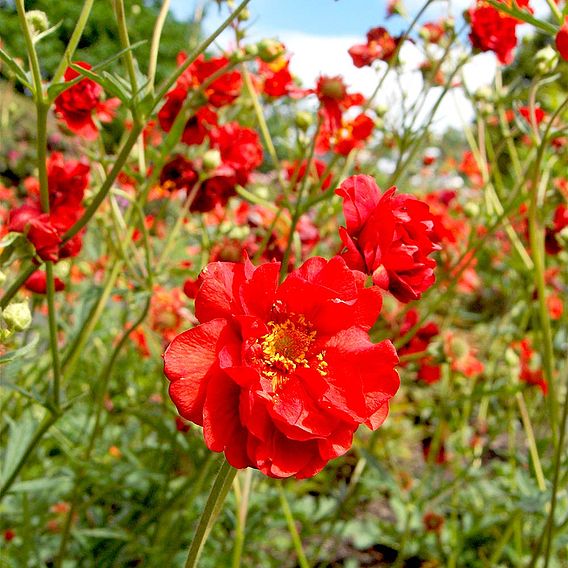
[257,314,328,391]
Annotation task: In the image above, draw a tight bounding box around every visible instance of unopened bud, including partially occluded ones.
[26,10,49,34]
[295,111,313,131]
[535,46,558,75]
[244,44,259,58]
[257,39,285,63]
[474,86,493,103]
[464,202,480,218]
[2,302,32,332]
[375,104,388,118]
[237,8,250,21]
[203,149,222,171]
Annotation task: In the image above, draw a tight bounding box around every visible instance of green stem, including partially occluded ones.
[542,369,568,568]
[45,262,63,408]
[147,0,171,92]
[51,0,95,86]
[184,459,237,568]
[516,392,546,491]
[232,469,253,568]
[278,484,310,568]
[113,0,138,99]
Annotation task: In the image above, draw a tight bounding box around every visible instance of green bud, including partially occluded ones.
[2,302,32,332]
[257,39,285,63]
[203,149,222,171]
[238,7,250,21]
[374,104,388,118]
[473,86,493,103]
[464,202,480,218]
[244,44,259,57]
[26,10,49,34]
[295,111,313,131]
[535,46,558,75]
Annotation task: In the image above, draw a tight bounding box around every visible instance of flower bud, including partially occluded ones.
[295,111,313,131]
[2,302,32,332]
[244,44,259,57]
[26,10,49,35]
[464,202,480,218]
[202,149,222,171]
[237,7,250,21]
[473,86,493,103]
[374,104,388,118]
[257,39,286,63]
[535,45,558,75]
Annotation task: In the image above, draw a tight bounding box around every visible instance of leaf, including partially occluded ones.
[73,528,131,541]
[1,412,37,484]
[0,334,39,365]
[11,477,73,493]
[32,20,63,45]
[47,40,147,100]
[0,232,22,248]
[0,47,32,89]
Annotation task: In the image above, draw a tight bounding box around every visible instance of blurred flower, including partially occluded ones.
[513,338,547,394]
[467,0,532,65]
[423,512,444,533]
[54,62,120,140]
[336,175,439,303]
[25,271,65,294]
[555,17,568,61]
[164,256,399,478]
[348,27,401,68]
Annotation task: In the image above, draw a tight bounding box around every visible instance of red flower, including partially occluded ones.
[209,123,263,185]
[467,1,531,65]
[176,53,242,108]
[25,270,65,294]
[284,159,332,191]
[159,156,198,192]
[423,512,444,533]
[258,56,296,97]
[545,204,567,254]
[336,175,439,303]
[54,62,120,140]
[515,339,547,394]
[163,256,399,478]
[314,75,365,131]
[555,17,568,61]
[348,27,400,68]
[158,88,218,146]
[519,105,546,126]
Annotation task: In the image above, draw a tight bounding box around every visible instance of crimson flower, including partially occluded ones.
[25,270,65,294]
[163,256,399,478]
[467,0,531,65]
[54,62,120,140]
[336,175,439,303]
[348,27,401,68]
[556,18,568,61]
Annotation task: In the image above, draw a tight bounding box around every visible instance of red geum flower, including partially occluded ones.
[545,204,567,254]
[348,27,400,68]
[258,56,296,97]
[336,175,439,303]
[467,3,519,64]
[54,62,120,140]
[209,122,263,185]
[423,512,444,533]
[158,88,218,146]
[314,76,365,131]
[8,204,61,262]
[284,159,332,191]
[420,22,445,44]
[555,17,568,61]
[159,155,198,193]
[519,105,546,126]
[163,255,399,478]
[514,339,547,394]
[176,53,242,108]
[25,270,65,294]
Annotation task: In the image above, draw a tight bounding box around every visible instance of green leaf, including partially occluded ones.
[0,47,32,89]
[0,334,39,365]
[1,412,37,485]
[73,528,131,541]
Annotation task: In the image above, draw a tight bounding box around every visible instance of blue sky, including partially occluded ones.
[169,0,406,38]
